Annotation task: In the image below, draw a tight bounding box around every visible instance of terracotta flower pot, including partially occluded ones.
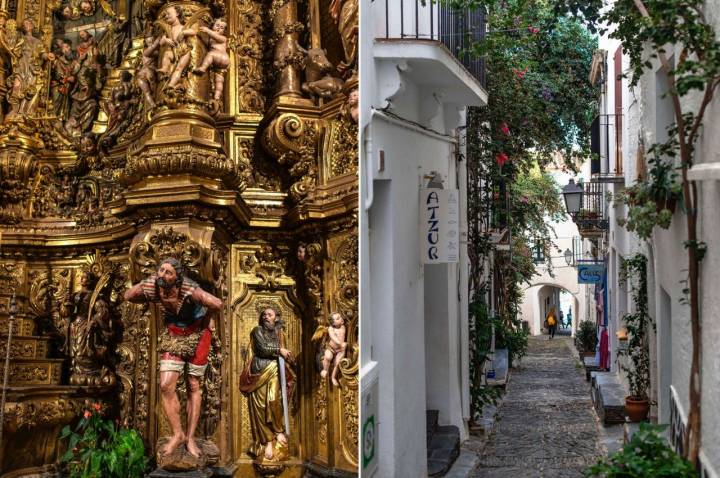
[625,396,650,422]
[582,351,596,358]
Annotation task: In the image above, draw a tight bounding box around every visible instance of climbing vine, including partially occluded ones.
[463,0,597,421]
[618,253,650,400]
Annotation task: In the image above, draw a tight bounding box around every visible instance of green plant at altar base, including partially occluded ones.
[59,404,147,478]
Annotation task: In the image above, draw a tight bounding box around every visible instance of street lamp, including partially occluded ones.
[564,248,573,266]
[562,179,583,216]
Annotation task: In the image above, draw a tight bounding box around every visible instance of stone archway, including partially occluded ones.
[521,281,584,336]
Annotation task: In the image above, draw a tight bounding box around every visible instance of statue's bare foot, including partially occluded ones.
[186,436,202,458]
[276,432,287,445]
[320,370,328,379]
[264,442,274,460]
[161,433,186,456]
[332,377,340,387]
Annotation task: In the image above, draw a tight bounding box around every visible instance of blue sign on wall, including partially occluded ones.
[578,264,605,284]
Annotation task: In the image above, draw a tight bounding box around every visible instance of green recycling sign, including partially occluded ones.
[362,414,376,469]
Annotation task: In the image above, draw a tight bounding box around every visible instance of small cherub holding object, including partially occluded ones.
[193,18,229,106]
[321,312,347,387]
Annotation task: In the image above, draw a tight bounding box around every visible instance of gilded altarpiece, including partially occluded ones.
[0,0,358,475]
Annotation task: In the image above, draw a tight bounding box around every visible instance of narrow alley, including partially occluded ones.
[472,337,605,478]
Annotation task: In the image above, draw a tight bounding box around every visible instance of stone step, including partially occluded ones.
[583,356,601,381]
[427,425,460,477]
[0,358,64,386]
[590,371,626,425]
[427,409,439,447]
[0,336,50,359]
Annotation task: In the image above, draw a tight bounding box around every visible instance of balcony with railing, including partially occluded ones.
[374,0,487,90]
[573,181,608,238]
[591,114,624,183]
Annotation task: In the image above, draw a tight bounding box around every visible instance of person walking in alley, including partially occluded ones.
[545,306,558,339]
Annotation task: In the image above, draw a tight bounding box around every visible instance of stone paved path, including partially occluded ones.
[471,336,605,478]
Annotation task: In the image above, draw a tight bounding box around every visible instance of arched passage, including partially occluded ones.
[520,282,582,336]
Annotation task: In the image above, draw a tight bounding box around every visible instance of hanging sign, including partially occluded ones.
[421,189,460,264]
[578,264,605,284]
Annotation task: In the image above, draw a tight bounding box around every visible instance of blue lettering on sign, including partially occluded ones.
[578,265,605,284]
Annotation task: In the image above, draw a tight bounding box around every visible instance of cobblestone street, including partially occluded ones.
[472,336,605,478]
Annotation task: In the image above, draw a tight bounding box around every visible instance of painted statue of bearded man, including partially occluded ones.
[239,307,295,461]
[124,257,222,458]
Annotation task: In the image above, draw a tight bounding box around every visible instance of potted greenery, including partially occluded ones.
[576,320,597,357]
[585,423,695,477]
[616,155,681,240]
[618,254,651,422]
[59,403,147,477]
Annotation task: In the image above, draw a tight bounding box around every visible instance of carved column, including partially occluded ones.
[271,0,303,98]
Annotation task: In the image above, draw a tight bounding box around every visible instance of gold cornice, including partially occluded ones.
[0,223,136,248]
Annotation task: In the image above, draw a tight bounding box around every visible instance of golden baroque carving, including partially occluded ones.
[328,115,358,179]
[129,227,206,281]
[300,242,323,322]
[314,377,328,446]
[240,245,288,290]
[263,114,318,202]
[335,234,358,342]
[231,0,265,113]
[0,262,24,290]
[3,397,89,433]
[339,344,359,463]
[120,146,246,190]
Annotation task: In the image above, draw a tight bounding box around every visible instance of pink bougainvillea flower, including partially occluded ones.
[500,122,511,136]
[92,403,101,412]
[528,26,540,34]
[495,152,509,167]
[512,67,528,80]
[83,410,92,419]
[521,195,529,203]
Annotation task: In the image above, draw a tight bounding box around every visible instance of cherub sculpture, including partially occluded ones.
[312,312,347,387]
[193,17,229,108]
[155,5,197,88]
[137,34,161,108]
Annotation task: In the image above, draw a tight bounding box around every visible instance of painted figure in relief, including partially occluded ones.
[156,5,197,89]
[330,0,358,75]
[318,312,347,387]
[193,17,228,106]
[61,271,117,386]
[3,19,55,121]
[239,307,296,461]
[65,30,102,136]
[124,257,222,458]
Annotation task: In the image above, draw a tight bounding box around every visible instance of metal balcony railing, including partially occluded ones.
[590,114,624,183]
[377,0,487,87]
[573,181,608,237]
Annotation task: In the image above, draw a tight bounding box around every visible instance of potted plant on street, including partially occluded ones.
[619,254,651,422]
[586,423,695,477]
[576,320,597,357]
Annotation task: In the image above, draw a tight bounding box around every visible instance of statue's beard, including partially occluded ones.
[262,320,276,333]
[156,277,177,294]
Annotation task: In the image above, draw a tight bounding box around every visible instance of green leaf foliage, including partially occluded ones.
[59,406,147,478]
[586,423,695,477]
